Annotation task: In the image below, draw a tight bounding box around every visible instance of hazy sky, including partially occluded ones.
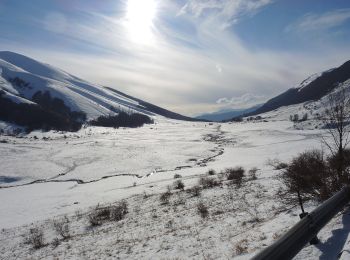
[0,0,350,116]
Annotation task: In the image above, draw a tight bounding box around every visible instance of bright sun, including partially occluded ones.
[126,0,157,44]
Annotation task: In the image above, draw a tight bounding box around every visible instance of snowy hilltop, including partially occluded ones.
[0,51,196,132]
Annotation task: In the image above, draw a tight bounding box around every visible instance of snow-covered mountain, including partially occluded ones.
[244,78,350,132]
[249,59,350,116]
[0,51,195,121]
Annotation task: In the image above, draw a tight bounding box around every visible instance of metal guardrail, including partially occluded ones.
[252,186,350,260]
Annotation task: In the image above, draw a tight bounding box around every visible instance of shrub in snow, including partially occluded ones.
[199,176,220,189]
[88,201,128,226]
[53,216,70,240]
[279,149,350,203]
[267,158,288,170]
[110,200,128,221]
[207,169,216,175]
[75,210,83,220]
[26,227,45,249]
[173,173,182,179]
[51,237,60,248]
[234,239,248,255]
[143,191,149,199]
[165,220,174,230]
[248,167,258,180]
[173,179,185,190]
[328,149,350,178]
[289,114,299,122]
[173,193,186,206]
[197,202,209,219]
[89,112,153,129]
[88,213,100,226]
[225,167,245,187]
[88,207,107,226]
[274,162,288,170]
[151,208,158,219]
[301,113,308,121]
[232,117,243,122]
[160,191,172,205]
[187,185,202,197]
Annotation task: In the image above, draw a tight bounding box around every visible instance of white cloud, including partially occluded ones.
[286,9,350,33]
[178,0,273,28]
[215,64,222,73]
[216,93,266,109]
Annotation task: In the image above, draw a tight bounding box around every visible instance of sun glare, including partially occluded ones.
[126,0,157,44]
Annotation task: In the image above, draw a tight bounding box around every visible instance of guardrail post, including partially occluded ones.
[297,190,305,214]
[299,213,319,244]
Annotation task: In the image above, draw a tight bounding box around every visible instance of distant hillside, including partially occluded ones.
[104,87,202,122]
[196,104,262,122]
[0,51,200,131]
[247,60,350,116]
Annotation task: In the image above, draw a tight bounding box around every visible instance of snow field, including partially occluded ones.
[0,118,349,259]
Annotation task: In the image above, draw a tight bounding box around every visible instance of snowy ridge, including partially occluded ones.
[296,68,335,92]
[251,59,350,116]
[296,72,322,92]
[255,79,350,131]
[0,51,189,120]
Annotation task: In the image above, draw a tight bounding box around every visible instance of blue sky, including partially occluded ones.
[0,0,350,115]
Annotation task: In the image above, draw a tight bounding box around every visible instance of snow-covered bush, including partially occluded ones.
[225,167,245,187]
[173,180,185,190]
[199,176,220,189]
[234,239,248,255]
[173,173,182,179]
[187,185,202,197]
[173,193,186,206]
[26,227,45,249]
[53,216,70,240]
[328,149,350,178]
[267,158,288,170]
[160,191,172,205]
[289,114,299,122]
[88,208,107,226]
[248,167,258,180]
[275,162,288,170]
[88,201,128,226]
[301,113,308,121]
[207,169,216,175]
[89,112,153,129]
[279,150,337,203]
[110,200,128,221]
[197,202,209,219]
[290,113,308,123]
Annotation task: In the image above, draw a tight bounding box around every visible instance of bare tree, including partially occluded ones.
[319,84,350,185]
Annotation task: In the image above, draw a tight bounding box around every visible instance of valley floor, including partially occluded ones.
[0,118,349,259]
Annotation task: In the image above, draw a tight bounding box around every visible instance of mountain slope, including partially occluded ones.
[250,60,350,116]
[195,104,262,122]
[104,87,200,121]
[0,51,195,122]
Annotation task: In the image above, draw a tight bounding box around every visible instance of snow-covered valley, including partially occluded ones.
[1,116,349,259]
[2,0,350,257]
